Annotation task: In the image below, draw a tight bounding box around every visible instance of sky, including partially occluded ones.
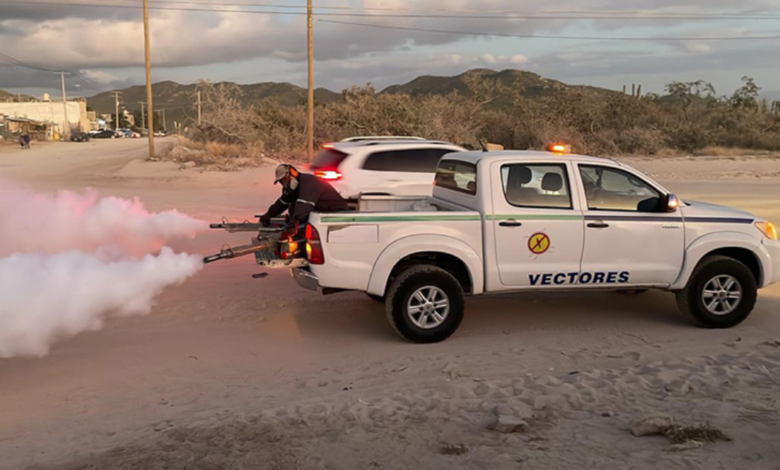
[0,0,779,100]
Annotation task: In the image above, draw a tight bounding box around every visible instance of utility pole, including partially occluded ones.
[113,91,122,130]
[161,109,166,132]
[139,102,146,130]
[197,90,202,125]
[60,71,70,140]
[143,0,155,157]
[307,0,314,161]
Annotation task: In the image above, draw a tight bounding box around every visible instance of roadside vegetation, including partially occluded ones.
[162,75,780,168]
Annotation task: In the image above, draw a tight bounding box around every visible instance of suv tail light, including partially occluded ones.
[313,169,343,181]
[306,224,325,264]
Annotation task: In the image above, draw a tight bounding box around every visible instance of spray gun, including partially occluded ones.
[203,216,307,269]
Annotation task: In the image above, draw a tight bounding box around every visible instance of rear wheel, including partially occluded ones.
[675,255,757,328]
[385,265,465,343]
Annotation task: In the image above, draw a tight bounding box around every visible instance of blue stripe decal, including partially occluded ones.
[685,217,754,224]
[584,215,683,222]
[584,215,753,224]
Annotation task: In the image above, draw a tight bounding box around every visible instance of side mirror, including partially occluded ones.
[666,194,680,213]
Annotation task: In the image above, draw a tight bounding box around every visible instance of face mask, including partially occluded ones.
[287,176,299,191]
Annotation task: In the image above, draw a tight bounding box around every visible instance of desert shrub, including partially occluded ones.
[187,76,780,162]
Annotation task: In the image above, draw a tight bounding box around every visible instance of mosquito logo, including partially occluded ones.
[528,233,550,255]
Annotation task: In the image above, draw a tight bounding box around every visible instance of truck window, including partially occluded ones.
[579,165,661,212]
[363,149,452,173]
[435,160,477,195]
[500,164,572,209]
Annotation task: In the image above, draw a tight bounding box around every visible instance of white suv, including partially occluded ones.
[309,140,467,199]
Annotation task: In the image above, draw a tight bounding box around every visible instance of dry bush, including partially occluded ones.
[154,136,273,171]
[185,76,780,161]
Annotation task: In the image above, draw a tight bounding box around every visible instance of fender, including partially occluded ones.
[671,231,761,290]
[366,234,484,296]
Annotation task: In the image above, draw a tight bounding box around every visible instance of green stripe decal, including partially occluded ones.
[320,214,584,223]
[321,215,481,223]
[486,214,584,221]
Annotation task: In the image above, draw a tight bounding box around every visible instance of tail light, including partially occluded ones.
[313,169,343,181]
[306,224,325,264]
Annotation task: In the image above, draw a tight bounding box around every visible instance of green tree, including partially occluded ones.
[730,76,760,109]
[665,80,715,122]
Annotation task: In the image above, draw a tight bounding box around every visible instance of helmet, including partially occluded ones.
[273,164,300,190]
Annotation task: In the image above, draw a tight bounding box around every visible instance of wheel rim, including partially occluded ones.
[702,275,742,315]
[407,286,449,329]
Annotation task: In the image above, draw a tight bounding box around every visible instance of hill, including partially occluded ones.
[87,69,622,130]
[382,69,616,102]
[87,81,341,130]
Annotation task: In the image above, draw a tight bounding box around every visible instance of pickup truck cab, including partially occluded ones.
[294,150,780,343]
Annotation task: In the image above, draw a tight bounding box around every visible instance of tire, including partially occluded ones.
[366,293,384,303]
[385,265,465,343]
[675,255,757,328]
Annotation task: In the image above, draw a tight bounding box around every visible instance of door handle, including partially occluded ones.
[499,220,523,227]
[587,222,610,229]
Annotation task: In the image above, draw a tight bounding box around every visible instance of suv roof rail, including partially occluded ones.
[340,135,426,142]
[360,140,452,146]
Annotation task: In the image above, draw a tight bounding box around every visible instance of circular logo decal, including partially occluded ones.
[528,233,551,254]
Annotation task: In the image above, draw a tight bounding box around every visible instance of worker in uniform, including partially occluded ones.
[259,164,348,234]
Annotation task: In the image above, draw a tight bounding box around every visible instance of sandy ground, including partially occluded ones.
[1,140,780,470]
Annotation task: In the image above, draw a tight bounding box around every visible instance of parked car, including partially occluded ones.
[309,140,467,199]
[92,129,119,139]
[285,148,780,343]
[70,132,90,142]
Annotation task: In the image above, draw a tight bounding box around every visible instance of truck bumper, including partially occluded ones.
[291,268,319,291]
[758,238,780,288]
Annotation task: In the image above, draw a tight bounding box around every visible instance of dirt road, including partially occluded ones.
[1,141,780,470]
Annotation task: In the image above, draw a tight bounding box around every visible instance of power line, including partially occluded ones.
[4,0,780,20]
[320,19,780,41]
[0,50,105,93]
[0,50,62,73]
[11,0,780,18]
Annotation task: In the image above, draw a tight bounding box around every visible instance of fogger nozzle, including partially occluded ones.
[202,241,273,264]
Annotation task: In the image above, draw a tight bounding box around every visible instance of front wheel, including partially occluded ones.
[385,265,465,343]
[675,255,757,328]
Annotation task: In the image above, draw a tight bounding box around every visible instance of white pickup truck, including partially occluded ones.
[292,150,780,343]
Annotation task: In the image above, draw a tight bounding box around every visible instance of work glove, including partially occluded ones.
[259,213,272,227]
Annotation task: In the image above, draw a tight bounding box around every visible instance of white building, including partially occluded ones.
[0,100,90,135]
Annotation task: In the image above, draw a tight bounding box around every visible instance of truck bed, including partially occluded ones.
[356,195,463,213]
[308,195,483,293]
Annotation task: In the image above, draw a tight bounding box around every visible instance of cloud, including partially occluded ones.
[1,0,779,95]
[5,0,777,70]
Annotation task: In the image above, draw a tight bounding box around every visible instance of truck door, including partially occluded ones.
[575,164,685,286]
[491,161,585,288]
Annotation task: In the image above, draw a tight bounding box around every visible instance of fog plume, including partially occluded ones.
[0,178,206,358]
[0,178,206,257]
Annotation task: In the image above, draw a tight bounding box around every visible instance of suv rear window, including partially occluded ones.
[311,149,349,170]
[435,160,477,195]
[362,148,453,173]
